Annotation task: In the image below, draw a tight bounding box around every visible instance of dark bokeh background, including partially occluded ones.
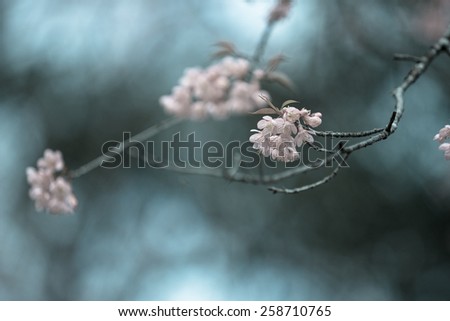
[1,0,450,300]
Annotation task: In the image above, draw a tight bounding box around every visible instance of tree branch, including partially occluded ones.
[268,153,349,194]
[393,54,424,63]
[69,117,182,179]
[342,24,450,155]
[314,128,384,138]
[114,25,450,195]
[250,23,450,193]
[252,23,274,64]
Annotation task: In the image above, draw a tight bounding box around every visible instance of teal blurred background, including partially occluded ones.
[0,0,450,300]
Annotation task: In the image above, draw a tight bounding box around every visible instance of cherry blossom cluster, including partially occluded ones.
[26,149,77,214]
[434,125,450,160]
[159,56,270,120]
[250,104,322,162]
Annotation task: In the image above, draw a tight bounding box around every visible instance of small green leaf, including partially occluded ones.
[281,100,299,108]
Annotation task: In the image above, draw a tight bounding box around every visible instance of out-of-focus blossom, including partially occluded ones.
[268,0,292,23]
[434,125,450,143]
[413,0,450,42]
[435,125,450,160]
[250,104,323,162]
[159,57,269,120]
[37,149,64,172]
[438,143,450,160]
[26,149,77,214]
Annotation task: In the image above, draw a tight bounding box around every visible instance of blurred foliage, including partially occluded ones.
[0,0,449,300]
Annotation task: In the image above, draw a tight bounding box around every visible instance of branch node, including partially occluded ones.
[386,111,397,133]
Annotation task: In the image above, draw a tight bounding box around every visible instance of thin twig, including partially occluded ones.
[124,24,450,194]
[135,148,345,186]
[252,23,274,64]
[268,153,349,194]
[342,24,450,154]
[268,165,341,194]
[393,54,424,63]
[255,24,450,192]
[69,117,182,179]
[148,158,324,184]
[305,142,332,153]
[314,128,384,138]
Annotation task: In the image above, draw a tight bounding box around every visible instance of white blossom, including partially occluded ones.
[304,112,323,128]
[37,149,64,172]
[282,107,303,122]
[250,104,323,162]
[294,128,314,146]
[26,149,77,214]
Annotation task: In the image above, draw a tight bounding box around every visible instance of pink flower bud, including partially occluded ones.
[303,112,322,128]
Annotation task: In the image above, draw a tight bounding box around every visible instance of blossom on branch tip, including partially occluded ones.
[159,56,269,120]
[250,101,323,162]
[26,149,77,214]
